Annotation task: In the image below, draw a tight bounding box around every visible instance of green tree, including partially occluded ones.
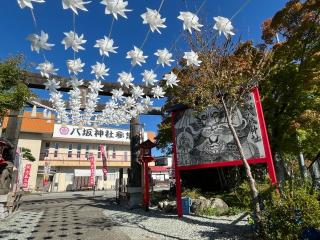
[261,0,320,176]
[0,55,33,120]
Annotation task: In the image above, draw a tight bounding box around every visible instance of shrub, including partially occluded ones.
[262,180,320,240]
[234,180,274,209]
[182,188,202,199]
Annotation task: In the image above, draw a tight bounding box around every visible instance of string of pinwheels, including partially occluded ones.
[17,0,243,127]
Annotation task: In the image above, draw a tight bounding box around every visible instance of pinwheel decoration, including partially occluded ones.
[178,11,203,34]
[142,70,158,86]
[37,61,59,79]
[126,46,148,66]
[27,31,54,53]
[18,0,238,126]
[62,31,87,52]
[101,0,131,19]
[62,0,91,15]
[18,0,45,9]
[141,8,166,34]
[213,16,235,38]
[183,50,202,67]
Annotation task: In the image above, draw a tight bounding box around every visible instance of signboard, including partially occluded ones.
[174,91,266,167]
[100,145,108,181]
[171,88,277,217]
[89,153,95,187]
[53,124,131,142]
[22,164,32,189]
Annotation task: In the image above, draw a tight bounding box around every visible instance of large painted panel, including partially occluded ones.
[174,92,266,167]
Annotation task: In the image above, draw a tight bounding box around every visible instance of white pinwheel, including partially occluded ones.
[129,109,138,118]
[67,58,85,75]
[141,8,166,34]
[44,79,60,92]
[164,72,180,88]
[67,76,84,88]
[117,71,134,88]
[62,0,91,15]
[135,103,145,114]
[143,96,153,107]
[36,61,58,78]
[89,80,103,93]
[126,46,147,66]
[142,70,158,87]
[91,62,109,80]
[101,0,131,20]
[131,86,144,99]
[49,91,63,103]
[124,96,136,108]
[177,11,203,34]
[183,50,202,67]
[151,85,165,99]
[111,88,124,101]
[17,0,45,9]
[106,100,118,109]
[94,36,118,57]
[61,31,86,52]
[27,31,55,53]
[213,16,235,38]
[154,48,174,67]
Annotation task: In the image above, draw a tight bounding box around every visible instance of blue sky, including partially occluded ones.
[0,0,286,155]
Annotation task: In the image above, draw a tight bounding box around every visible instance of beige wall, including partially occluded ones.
[18,133,43,191]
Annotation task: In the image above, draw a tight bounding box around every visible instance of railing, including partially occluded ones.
[39,152,131,163]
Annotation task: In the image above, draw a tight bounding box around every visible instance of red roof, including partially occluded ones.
[149,166,170,172]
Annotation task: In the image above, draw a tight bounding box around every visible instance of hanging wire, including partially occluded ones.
[30,8,48,62]
[127,0,166,73]
[154,0,252,90]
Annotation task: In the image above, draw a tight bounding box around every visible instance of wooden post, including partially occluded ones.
[171,112,183,218]
[143,160,149,211]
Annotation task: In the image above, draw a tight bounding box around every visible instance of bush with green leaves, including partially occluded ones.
[261,180,320,240]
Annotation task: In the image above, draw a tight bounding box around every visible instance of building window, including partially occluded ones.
[54,143,59,158]
[124,151,128,161]
[97,145,101,159]
[85,144,90,159]
[44,142,50,157]
[112,146,116,159]
[68,144,73,158]
[77,144,81,158]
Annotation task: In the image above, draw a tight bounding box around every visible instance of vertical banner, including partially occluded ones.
[22,164,32,189]
[89,153,95,187]
[43,162,51,187]
[100,144,108,181]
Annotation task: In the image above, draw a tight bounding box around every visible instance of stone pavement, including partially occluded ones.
[0,191,130,240]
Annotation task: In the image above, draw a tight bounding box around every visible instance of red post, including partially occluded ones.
[143,160,150,210]
[253,88,277,184]
[171,112,183,218]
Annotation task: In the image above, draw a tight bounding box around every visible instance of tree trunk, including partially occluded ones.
[273,151,286,187]
[221,97,265,237]
[298,152,309,179]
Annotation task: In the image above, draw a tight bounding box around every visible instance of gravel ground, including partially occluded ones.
[103,203,252,240]
[0,210,43,240]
